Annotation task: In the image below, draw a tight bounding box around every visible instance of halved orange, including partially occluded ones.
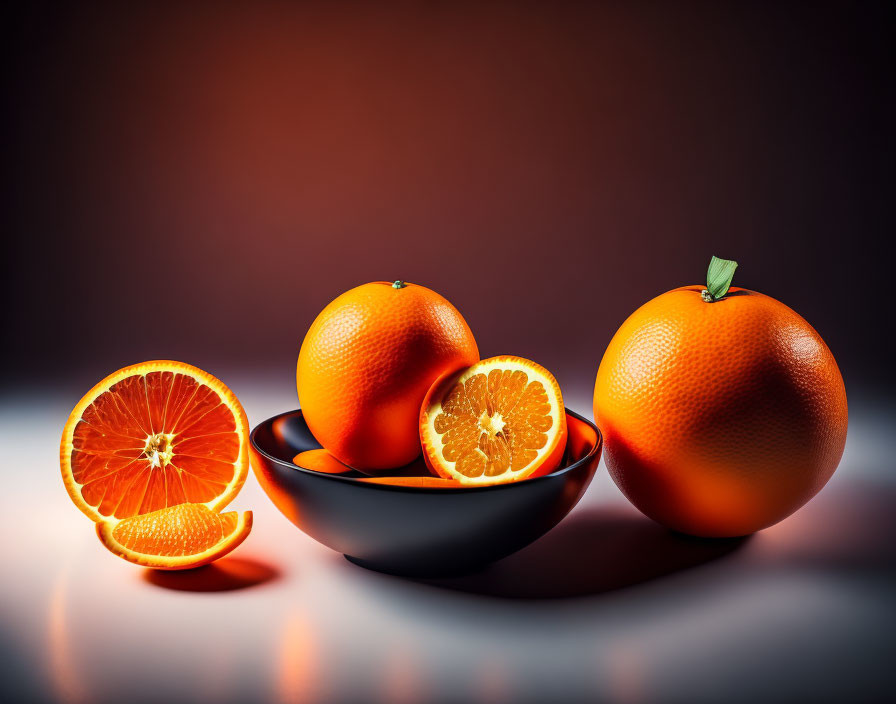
[96,503,252,570]
[60,360,250,522]
[419,355,568,486]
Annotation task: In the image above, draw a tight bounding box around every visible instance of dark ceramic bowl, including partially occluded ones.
[250,409,602,576]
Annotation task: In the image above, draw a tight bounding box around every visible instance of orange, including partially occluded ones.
[594,258,848,537]
[96,503,252,570]
[292,450,460,485]
[61,361,253,569]
[297,281,479,470]
[292,450,461,485]
[358,477,461,488]
[293,449,353,474]
[420,356,567,486]
[61,360,250,521]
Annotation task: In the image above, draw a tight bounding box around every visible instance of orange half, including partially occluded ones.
[96,503,252,570]
[420,356,567,486]
[60,361,250,523]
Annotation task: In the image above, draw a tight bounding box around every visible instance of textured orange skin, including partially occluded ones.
[297,282,479,470]
[594,286,848,537]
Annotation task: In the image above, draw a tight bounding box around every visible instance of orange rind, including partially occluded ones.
[96,503,252,570]
[60,360,250,522]
[60,361,252,568]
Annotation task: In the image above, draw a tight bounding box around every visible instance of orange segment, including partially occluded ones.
[358,476,461,488]
[61,361,250,522]
[293,449,354,474]
[420,356,568,486]
[96,503,252,570]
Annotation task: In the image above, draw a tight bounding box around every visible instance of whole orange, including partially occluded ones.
[594,265,847,537]
[297,281,479,470]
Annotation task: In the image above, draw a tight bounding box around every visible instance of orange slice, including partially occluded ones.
[358,476,461,488]
[420,355,568,486]
[96,503,252,570]
[60,361,250,522]
[293,449,353,474]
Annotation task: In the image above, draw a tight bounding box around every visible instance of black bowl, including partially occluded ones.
[250,409,602,576]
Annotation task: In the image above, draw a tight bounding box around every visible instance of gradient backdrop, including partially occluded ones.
[2,2,894,704]
[4,0,893,392]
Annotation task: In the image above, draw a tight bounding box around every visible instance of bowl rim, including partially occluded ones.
[250,407,602,493]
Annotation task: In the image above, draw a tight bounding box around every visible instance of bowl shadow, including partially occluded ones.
[143,556,282,592]
[414,505,750,599]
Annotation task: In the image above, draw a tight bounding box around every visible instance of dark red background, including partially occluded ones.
[2,6,894,704]
[4,1,892,398]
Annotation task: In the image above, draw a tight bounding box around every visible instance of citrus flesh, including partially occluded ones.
[96,503,252,570]
[61,361,250,523]
[420,356,567,486]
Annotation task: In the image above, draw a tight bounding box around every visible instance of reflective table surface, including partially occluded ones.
[2,378,893,704]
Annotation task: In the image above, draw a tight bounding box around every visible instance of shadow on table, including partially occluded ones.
[143,556,281,592]
[417,506,749,599]
[760,480,896,576]
[415,480,896,599]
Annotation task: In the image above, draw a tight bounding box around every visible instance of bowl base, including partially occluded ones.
[344,554,489,579]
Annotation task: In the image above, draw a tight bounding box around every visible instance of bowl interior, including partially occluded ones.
[253,409,600,484]
[250,408,602,575]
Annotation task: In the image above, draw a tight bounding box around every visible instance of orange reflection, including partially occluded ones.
[381,645,424,704]
[197,635,237,701]
[566,413,598,460]
[359,476,461,488]
[293,449,353,474]
[607,642,645,704]
[47,562,89,704]
[276,609,317,703]
[473,657,511,703]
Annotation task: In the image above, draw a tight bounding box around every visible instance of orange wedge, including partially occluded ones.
[292,452,461,486]
[358,476,461,488]
[61,361,253,569]
[60,361,250,522]
[96,503,252,570]
[293,449,354,474]
[420,356,567,486]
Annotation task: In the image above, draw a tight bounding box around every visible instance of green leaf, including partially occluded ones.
[705,256,738,301]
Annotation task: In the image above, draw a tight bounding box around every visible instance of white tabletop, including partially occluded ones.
[2,378,893,703]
